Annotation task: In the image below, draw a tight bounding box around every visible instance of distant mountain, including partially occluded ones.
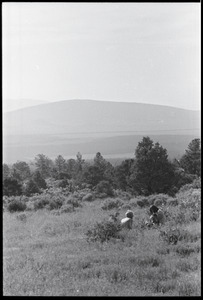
[3,100,200,163]
[3,99,200,136]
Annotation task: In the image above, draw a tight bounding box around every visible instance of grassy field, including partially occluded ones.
[3,189,201,296]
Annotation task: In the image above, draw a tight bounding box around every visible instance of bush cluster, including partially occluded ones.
[85,220,123,243]
[7,199,27,212]
[82,193,94,202]
[95,180,114,197]
[101,198,123,210]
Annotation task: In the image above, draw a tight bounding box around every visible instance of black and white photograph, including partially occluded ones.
[3,2,201,296]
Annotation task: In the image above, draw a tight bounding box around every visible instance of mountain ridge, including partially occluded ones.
[3,99,200,136]
[3,99,200,113]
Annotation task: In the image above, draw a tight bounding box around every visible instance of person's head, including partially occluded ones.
[125,210,134,219]
[150,205,159,215]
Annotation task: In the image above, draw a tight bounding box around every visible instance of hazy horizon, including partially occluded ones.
[3,98,201,113]
[3,3,200,113]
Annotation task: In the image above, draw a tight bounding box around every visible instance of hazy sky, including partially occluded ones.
[3,2,200,112]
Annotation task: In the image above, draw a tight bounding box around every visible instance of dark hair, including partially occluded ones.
[150,205,159,214]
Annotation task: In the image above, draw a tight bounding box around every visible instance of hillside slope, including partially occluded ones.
[3,99,200,136]
[3,100,200,163]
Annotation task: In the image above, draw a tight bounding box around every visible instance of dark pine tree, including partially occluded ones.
[130,136,174,195]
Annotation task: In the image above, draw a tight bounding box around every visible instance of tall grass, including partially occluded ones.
[3,186,201,296]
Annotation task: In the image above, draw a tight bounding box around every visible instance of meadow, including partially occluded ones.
[3,182,201,296]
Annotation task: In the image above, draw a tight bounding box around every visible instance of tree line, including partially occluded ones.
[3,137,201,197]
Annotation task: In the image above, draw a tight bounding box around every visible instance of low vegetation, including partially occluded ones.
[3,177,201,296]
[3,137,201,296]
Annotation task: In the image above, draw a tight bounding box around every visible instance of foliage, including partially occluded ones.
[75,152,85,173]
[3,181,201,296]
[114,189,132,200]
[114,159,134,191]
[83,165,103,187]
[101,198,123,210]
[3,177,22,196]
[179,138,201,176]
[12,161,31,181]
[66,158,77,178]
[7,198,27,212]
[94,152,115,182]
[179,178,201,192]
[171,165,198,191]
[154,195,168,207]
[54,155,67,175]
[85,220,123,243]
[95,180,114,197]
[130,137,174,195]
[59,204,75,213]
[25,188,67,210]
[167,198,178,206]
[33,197,50,210]
[163,188,201,225]
[176,188,201,210]
[65,195,82,209]
[34,154,54,178]
[82,193,94,202]
[83,153,114,187]
[32,171,47,189]
[24,179,41,196]
[57,179,69,188]
[136,199,145,208]
[129,198,138,207]
[3,163,11,180]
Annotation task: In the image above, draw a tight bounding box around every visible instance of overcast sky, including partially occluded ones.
[3,2,200,112]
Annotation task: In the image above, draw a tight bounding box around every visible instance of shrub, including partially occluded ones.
[179,178,201,193]
[175,244,197,256]
[137,199,145,208]
[95,192,108,199]
[57,179,69,188]
[95,181,114,197]
[47,198,63,210]
[114,190,132,200]
[159,228,180,245]
[85,220,122,243]
[154,199,164,207]
[3,177,22,196]
[32,171,47,189]
[122,203,131,210]
[60,204,74,213]
[33,197,50,210]
[167,198,178,206]
[136,196,150,207]
[82,193,94,202]
[24,179,41,196]
[129,198,137,207]
[101,198,123,210]
[153,194,169,207]
[65,196,82,208]
[176,188,201,211]
[142,197,150,206]
[7,199,27,212]
[25,201,35,211]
